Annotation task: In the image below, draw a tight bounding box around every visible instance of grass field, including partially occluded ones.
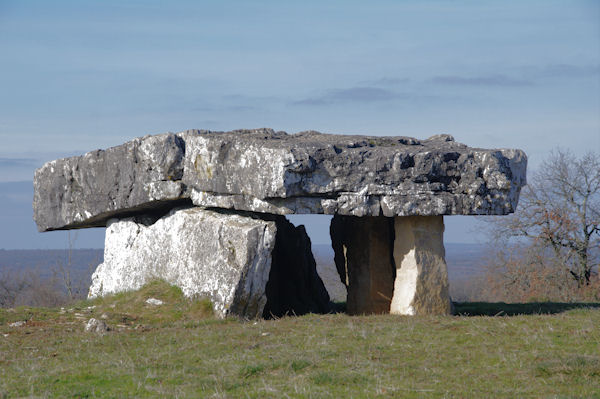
[1,281,599,398]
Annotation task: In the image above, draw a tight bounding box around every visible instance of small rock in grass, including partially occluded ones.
[145,298,164,306]
[100,313,109,320]
[85,318,109,334]
[9,321,25,328]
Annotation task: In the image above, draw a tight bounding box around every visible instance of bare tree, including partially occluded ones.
[0,268,68,308]
[57,231,76,300]
[54,231,94,301]
[490,149,599,288]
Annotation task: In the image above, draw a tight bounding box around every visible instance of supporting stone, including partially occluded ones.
[263,217,331,318]
[88,207,330,319]
[390,216,452,315]
[330,215,396,315]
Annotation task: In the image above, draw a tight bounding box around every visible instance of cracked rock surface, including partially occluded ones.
[34,128,527,232]
[88,207,329,319]
[33,133,187,232]
[88,207,277,318]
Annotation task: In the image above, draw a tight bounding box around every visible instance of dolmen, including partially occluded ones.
[33,128,527,318]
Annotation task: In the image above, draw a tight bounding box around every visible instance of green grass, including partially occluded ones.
[454,301,600,316]
[1,281,599,398]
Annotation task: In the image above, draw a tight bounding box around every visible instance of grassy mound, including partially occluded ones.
[0,279,214,331]
[88,279,214,328]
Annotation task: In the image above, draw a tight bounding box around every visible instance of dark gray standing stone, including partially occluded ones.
[330,215,396,315]
[263,216,330,318]
[331,214,453,316]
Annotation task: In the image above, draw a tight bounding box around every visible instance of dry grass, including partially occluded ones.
[1,281,599,398]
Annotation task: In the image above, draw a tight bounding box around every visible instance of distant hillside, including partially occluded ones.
[312,242,488,280]
[0,243,488,303]
[0,248,103,279]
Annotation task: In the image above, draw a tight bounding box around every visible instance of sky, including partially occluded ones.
[0,0,599,249]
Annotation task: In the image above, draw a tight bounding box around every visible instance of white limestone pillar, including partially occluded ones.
[390,216,452,315]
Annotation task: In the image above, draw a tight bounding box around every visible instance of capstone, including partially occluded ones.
[33,129,527,232]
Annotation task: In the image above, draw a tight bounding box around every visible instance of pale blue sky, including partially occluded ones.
[0,0,599,248]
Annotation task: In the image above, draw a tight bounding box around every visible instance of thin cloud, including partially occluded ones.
[537,64,600,78]
[225,105,256,112]
[293,87,398,106]
[0,157,38,167]
[0,182,33,202]
[432,74,533,87]
[362,77,411,87]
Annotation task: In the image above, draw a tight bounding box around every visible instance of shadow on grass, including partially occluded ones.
[328,301,347,314]
[324,301,600,317]
[453,302,600,316]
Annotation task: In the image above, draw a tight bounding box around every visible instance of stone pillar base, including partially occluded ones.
[330,215,395,315]
[391,216,452,315]
[330,215,452,316]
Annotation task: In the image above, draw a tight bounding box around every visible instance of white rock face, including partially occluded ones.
[390,216,452,315]
[145,298,164,306]
[89,207,276,319]
[85,318,109,334]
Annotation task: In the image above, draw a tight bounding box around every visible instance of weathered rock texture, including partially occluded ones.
[34,128,526,318]
[330,215,396,315]
[390,216,451,315]
[88,207,329,319]
[34,128,527,231]
[34,133,187,232]
[331,215,451,316]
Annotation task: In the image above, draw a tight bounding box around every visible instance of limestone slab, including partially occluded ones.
[183,130,527,217]
[34,128,527,231]
[33,133,187,232]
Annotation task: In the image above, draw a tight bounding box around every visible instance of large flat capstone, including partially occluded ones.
[34,128,527,231]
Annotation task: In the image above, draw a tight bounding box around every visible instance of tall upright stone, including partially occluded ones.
[391,216,451,315]
[331,215,451,316]
[89,207,330,319]
[330,215,396,315]
[263,217,331,318]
